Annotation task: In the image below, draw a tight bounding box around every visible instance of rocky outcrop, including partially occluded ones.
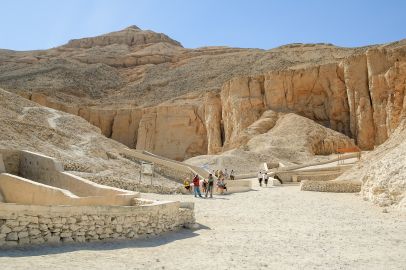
[246,113,355,160]
[26,93,209,160]
[221,76,266,150]
[221,47,406,151]
[0,89,183,193]
[337,119,406,209]
[136,104,207,160]
[24,44,406,161]
[64,25,182,48]
[2,27,406,163]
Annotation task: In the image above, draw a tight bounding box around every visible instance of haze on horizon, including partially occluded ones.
[1,0,406,51]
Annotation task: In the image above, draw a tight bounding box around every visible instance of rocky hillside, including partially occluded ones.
[338,119,406,209]
[0,25,378,161]
[0,89,181,193]
[0,27,405,158]
[186,113,355,174]
[0,26,405,208]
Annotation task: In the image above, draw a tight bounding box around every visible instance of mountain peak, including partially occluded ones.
[125,25,141,30]
[63,26,182,48]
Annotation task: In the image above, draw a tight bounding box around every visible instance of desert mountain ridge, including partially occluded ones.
[1,26,405,158]
[0,26,405,208]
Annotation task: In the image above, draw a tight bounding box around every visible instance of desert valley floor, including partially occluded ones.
[1,181,405,270]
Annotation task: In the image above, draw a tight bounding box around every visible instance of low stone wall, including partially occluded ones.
[0,202,194,247]
[154,163,194,184]
[276,171,344,183]
[300,180,362,193]
[223,179,252,193]
[81,174,183,194]
[296,172,343,182]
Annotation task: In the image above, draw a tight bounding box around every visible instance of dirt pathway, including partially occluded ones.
[1,182,405,270]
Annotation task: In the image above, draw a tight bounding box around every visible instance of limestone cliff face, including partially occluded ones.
[29,93,209,160]
[136,104,207,160]
[25,46,406,160]
[9,26,406,161]
[204,92,222,155]
[221,47,406,152]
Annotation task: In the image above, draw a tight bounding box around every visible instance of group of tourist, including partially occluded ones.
[213,168,235,180]
[183,173,229,198]
[257,170,270,187]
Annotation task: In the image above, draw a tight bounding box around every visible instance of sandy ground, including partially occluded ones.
[0,181,405,270]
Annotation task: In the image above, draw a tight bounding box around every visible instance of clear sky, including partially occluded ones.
[1,0,405,51]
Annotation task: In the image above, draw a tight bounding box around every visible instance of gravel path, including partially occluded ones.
[1,181,405,270]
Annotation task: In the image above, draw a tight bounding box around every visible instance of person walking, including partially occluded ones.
[264,172,269,187]
[192,174,203,198]
[205,173,214,198]
[202,178,208,193]
[258,170,263,187]
[230,169,235,180]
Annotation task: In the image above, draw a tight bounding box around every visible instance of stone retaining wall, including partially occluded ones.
[154,163,194,184]
[81,174,183,194]
[0,202,194,248]
[300,180,362,193]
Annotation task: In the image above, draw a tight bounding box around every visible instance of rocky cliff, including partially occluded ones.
[337,119,406,209]
[0,89,182,193]
[220,48,406,152]
[1,27,406,162]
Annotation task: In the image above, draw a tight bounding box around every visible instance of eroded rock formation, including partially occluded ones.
[220,47,406,153]
[1,26,406,161]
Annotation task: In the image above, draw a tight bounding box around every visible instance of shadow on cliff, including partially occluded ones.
[0,224,210,257]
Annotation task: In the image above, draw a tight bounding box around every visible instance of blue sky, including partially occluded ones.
[1,0,405,51]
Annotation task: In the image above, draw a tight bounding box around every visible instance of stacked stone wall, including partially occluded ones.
[0,202,194,247]
[300,180,361,193]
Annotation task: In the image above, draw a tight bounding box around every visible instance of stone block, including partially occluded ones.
[12,226,25,232]
[18,237,30,245]
[74,236,86,243]
[5,240,18,247]
[60,232,72,238]
[62,237,74,243]
[115,225,123,233]
[17,231,29,238]
[6,232,18,241]
[45,235,60,243]
[67,217,77,224]
[126,231,135,238]
[31,238,45,245]
[5,220,19,227]
[29,229,42,236]
[39,224,48,231]
[39,218,52,224]
[0,225,12,234]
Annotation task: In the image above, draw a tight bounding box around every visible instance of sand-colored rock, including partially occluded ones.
[0,89,182,193]
[64,25,182,49]
[186,113,355,174]
[1,27,406,207]
[136,104,207,160]
[7,35,406,162]
[221,76,266,150]
[204,92,222,154]
[337,119,406,209]
[220,48,406,153]
[111,109,143,148]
